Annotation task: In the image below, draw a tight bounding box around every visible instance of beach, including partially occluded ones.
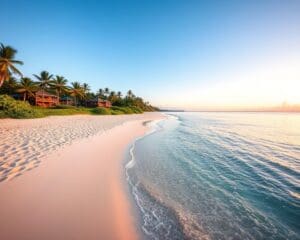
[0,112,163,240]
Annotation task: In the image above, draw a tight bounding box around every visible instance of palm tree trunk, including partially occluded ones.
[23,92,26,101]
[57,90,60,105]
[0,76,4,88]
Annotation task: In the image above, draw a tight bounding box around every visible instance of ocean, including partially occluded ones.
[125,112,300,240]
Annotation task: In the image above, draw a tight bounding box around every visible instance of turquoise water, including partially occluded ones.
[126,112,300,240]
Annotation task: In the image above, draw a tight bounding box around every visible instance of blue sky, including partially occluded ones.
[2,0,300,109]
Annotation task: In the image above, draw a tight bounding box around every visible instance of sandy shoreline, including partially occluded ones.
[0,112,163,240]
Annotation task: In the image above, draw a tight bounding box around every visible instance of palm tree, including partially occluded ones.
[127,89,133,98]
[110,91,116,97]
[104,87,110,99]
[108,91,118,104]
[69,82,84,106]
[117,91,122,98]
[82,83,91,106]
[33,71,53,103]
[16,77,37,101]
[0,77,18,95]
[51,75,68,103]
[82,83,90,96]
[34,71,53,90]
[0,44,23,88]
[98,88,105,99]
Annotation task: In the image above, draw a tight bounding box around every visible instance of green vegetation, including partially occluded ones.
[91,107,111,115]
[0,95,43,118]
[0,44,23,88]
[0,43,158,118]
[0,96,147,119]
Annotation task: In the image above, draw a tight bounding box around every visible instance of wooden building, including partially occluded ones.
[87,98,112,108]
[35,90,59,107]
[60,96,74,106]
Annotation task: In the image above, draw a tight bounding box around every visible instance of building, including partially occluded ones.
[60,96,74,106]
[35,90,59,107]
[86,98,112,108]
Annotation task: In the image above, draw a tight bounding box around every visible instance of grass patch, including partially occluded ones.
[35,107,91,116]
[90,107,111,115]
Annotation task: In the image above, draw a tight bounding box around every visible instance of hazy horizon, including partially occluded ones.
[159,102,300,112]
[2,0,300,110]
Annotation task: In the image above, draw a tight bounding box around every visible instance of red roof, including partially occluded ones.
[35,90,58,98]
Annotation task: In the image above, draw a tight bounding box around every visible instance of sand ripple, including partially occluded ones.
[0,114,154,182]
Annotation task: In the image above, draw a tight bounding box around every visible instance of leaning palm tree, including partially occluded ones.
[69,82,84,106]
[16,77,37,101]
[33,71,53,103]
[0,43,23,88]
[51,75,68,103]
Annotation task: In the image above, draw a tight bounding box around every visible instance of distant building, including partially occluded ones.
[86,98,112,108]
[60,96,74,106]
[34,90,59,107]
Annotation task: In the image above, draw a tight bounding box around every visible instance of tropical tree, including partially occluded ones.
[127,89,133,98]
[34,71,53,91]
[117,91,122,98]
[104,87,110,99]
[69,81,84,106]
[109,91,115,97]
[0,77,18,95]
[0,44,23,88]
[108,91,119,104]
[98,88,105,99]
[16,77,37,101]
[81,83,91,106]
[33,71,53,103]
[82,83,90,97]
[51,75,68,102]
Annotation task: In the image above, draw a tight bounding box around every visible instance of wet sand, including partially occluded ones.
[0,113,162,240]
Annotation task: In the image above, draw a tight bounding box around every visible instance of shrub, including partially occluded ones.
[111,106,124,112]
[91,107,111,115]
[0,110,7,118]
[0,95,44,118]
[130,106,143,113]
[111,106,143,114]
[110,109,123,115]
[111,106,130,114]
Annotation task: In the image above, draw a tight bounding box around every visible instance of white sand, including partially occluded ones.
[0,112,163,240]
[0,113,160,182]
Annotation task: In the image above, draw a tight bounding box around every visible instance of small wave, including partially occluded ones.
[125,119,164,170]
[133,181,211,240]
[289,191,300,200]
[124,118,210,239]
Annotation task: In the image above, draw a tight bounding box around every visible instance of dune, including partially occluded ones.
[0,112,163,240]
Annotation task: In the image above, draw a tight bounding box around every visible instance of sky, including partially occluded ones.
[2,0,300,110]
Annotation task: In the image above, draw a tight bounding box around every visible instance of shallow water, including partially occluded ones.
[126,112,300,240]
